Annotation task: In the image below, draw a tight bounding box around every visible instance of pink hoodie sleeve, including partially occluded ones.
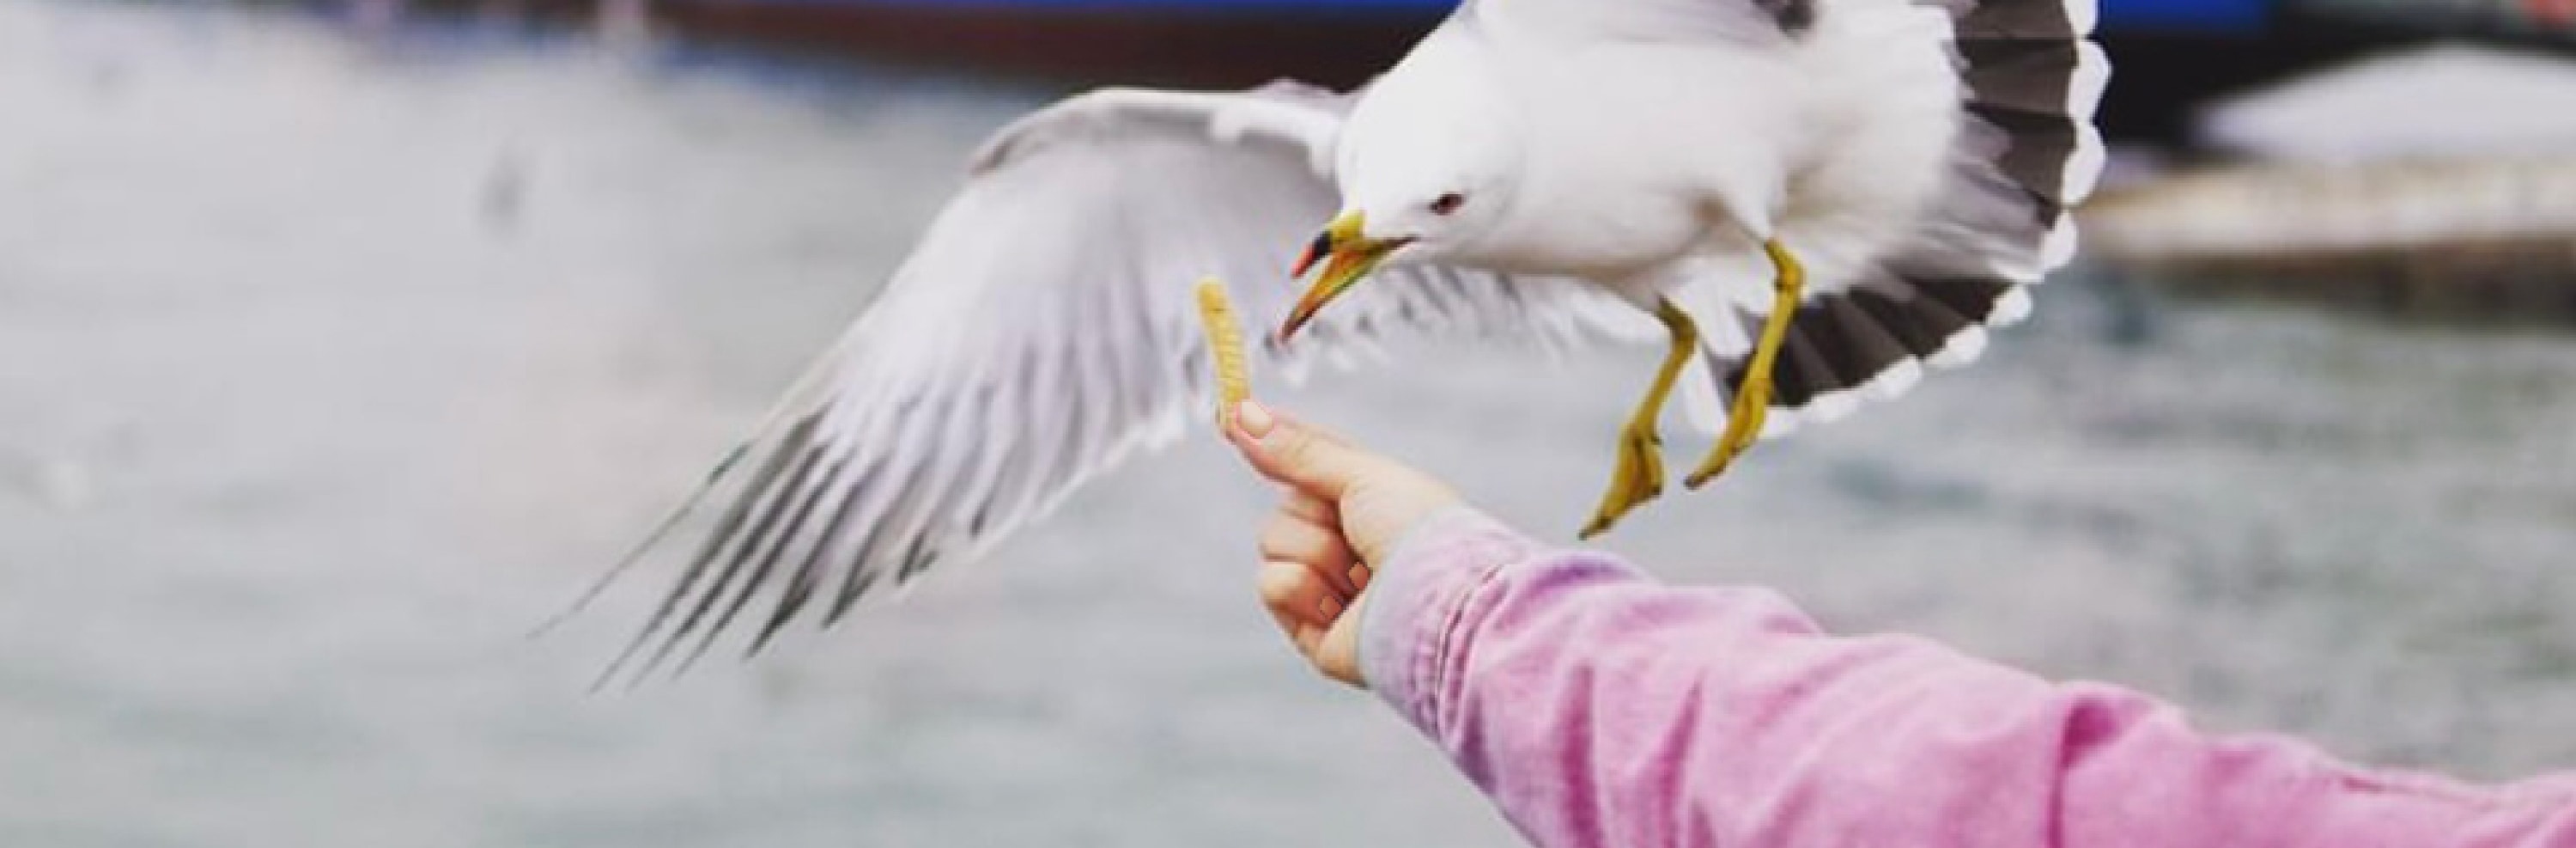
[1357,508,2576,848]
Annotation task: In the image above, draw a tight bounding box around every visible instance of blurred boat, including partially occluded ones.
[2087,46,2576,320]
[2198,45,2576,163]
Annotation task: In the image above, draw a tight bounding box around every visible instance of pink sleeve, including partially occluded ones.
[1357,509,2576,848]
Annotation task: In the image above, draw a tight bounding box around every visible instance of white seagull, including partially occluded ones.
[592,0,2108,679]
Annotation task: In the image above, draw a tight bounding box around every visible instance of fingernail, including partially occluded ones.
[1317,596,1344,619]
[1236,400,1275,436]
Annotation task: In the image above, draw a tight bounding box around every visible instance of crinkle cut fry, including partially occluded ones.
[1196,277,1252,429]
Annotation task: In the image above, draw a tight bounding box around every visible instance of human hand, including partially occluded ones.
[1225,400,1461,686]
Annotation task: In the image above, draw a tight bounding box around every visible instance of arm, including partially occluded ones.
[1360,509,2576,848]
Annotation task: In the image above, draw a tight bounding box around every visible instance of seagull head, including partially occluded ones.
[1281,210,1408,340]
[1279,40,1520,342]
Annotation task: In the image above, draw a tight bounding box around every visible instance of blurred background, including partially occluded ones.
[3,0,2573,845]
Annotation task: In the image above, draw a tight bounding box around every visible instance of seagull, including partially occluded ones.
[586,0,2107,680]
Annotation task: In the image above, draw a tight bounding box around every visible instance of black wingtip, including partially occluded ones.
[592,414,826,690]
[529,440,761,644]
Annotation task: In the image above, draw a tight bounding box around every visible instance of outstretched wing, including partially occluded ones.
[586,82,1638,682]
[1672,0,2107,436]
[1458,0,2101,439]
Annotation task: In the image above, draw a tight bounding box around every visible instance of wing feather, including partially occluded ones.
[1668,0,2104,436]
[590,83,1635,680]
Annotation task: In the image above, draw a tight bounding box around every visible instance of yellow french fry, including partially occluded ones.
[1195,277,1251,429]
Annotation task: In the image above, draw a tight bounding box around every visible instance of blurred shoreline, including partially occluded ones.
[2090,156,2576,320]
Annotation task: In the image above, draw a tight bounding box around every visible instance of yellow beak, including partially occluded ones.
[1280,211,1405,341]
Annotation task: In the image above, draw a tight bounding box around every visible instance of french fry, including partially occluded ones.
[1195,277,1251,429]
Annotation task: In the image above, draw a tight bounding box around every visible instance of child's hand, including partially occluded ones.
[1225,400,1461,687]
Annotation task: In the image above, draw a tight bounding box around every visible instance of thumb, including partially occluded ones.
[1228,400,1461,565]
[1227,400,1378,501]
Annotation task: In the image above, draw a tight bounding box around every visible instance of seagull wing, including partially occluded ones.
[1643,0,2107,438]
[1455,0,2103,442]
[591,82,1638,681]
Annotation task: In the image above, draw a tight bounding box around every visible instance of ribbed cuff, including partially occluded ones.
[1357,506,1542,729]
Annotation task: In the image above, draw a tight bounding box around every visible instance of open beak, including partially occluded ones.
[1281,211,1406,341]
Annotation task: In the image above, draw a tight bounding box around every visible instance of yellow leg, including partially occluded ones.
[1581,297,1699,540]
[1686,240,1805,490]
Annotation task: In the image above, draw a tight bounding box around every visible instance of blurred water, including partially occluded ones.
[2,3,2572,846]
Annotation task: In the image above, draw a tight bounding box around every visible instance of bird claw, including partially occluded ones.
[1686,380,1770,489]
[1687,241,1801,491]
[1581,424,1666,540]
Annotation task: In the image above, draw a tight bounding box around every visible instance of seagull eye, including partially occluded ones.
[1429,192,1467,216]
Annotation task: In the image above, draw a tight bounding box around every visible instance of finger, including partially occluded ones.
[1258,564,1334,662]
[1259,515,1358,596]
[1279,491,1364,595]
[1280,489,1337,527]
[1258,559,1348,651]
[1227,401,1383,502]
